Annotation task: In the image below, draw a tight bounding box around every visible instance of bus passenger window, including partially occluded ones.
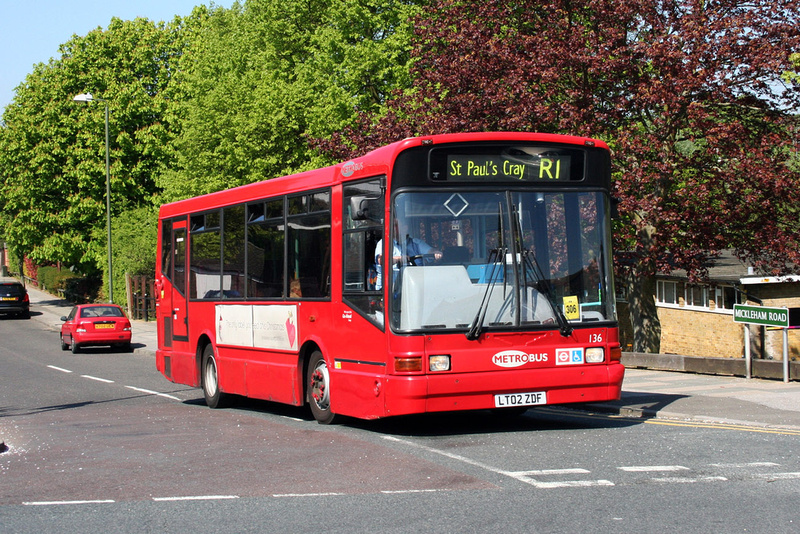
[343,178,385,327]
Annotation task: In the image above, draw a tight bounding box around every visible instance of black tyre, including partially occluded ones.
[307,350,338,424]
[202,344,230,409]
[60,334,68,351]
[70,337,80,354]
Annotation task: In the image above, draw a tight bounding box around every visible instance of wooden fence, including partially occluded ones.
[126,274,156,322]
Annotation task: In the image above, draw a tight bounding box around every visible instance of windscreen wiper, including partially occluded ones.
[466,201,506,341]
[465,247,504,340]
[521,249,573,337]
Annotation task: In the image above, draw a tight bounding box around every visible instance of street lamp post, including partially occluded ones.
[73,93,113,303]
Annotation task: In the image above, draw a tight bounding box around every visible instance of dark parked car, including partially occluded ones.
[60,303,132,353]
[0,281,30,319]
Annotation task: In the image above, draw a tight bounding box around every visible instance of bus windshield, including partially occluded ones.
[389,189,614,333]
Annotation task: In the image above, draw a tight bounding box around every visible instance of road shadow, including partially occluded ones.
[212,394,674,437]
[585,391,691,416]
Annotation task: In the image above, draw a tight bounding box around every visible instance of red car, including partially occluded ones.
[60,304,132,353]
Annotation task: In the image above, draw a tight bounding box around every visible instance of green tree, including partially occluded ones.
[0,16,191,300]
[159,0,420,202]
[320,0,800,352]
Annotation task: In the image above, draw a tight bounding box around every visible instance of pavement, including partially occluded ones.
[18,282,800,430]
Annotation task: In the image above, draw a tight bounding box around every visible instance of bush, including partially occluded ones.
[36,266,99,303]
[64,276,100,303]
[36,266,73,291]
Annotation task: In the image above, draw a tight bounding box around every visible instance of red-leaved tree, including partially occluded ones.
[317,0,800,352]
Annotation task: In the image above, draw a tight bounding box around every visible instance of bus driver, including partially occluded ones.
[374,220,442,291]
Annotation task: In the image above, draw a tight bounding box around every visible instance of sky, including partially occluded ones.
[0,1,233,112]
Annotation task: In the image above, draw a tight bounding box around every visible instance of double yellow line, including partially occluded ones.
[644,418,800,436]
[538,406,800,436]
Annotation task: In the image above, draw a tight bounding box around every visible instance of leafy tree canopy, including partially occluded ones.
[0,15,192,274]
[158,0,421,202]
[319,0,800,351]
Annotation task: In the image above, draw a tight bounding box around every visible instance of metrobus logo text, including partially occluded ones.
[492,350,549,368]
[341,160,364,177]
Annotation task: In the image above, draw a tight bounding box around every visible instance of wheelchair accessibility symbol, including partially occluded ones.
[555,348,584,365]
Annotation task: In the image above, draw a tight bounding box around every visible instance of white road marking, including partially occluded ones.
[619,465,689,472]
[530,480,615,489]
[47,364,181,400]
[153,495,239,501]
[23,500,115,506]
[383,436,613,489]
[273,493,345,498]
[508,468,590,477]
[381,489,443,494]
[124,385,181,401]
[710,462,780,468]
[754,472,800,480]
[650,477,728,484]
[81,374,114,384]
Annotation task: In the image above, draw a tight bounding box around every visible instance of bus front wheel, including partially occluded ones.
[307,350,338,425]
[202,344,230,409]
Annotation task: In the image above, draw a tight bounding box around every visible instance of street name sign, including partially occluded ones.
[733,304,789,327]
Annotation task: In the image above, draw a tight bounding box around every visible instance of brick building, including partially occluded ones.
[619,251,800,363]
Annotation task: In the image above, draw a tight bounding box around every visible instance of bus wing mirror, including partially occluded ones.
[350,196,382,221]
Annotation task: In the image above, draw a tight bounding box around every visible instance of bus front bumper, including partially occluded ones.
[381,363,625,417]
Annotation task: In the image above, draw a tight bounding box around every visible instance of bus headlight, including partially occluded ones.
[586,347,604,363]
[429,355,451,372]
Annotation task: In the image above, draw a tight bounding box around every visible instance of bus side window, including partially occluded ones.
[343,178,385,327]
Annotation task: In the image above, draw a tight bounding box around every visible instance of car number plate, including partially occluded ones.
[95,323,115,329]
[494,391,547,408]
[1,297,15,301]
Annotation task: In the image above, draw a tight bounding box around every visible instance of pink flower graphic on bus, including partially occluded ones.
[285,311,296,348]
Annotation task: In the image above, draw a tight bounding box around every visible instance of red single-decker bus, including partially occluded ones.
[155,132,624,423]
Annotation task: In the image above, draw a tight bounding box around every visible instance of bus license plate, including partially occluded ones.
[494,391,546,408]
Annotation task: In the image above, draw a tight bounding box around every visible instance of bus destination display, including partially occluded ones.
[446,153,573,181]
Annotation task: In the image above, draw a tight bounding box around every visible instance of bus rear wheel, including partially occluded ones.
[202,344,230,409]
[307,350,338,424]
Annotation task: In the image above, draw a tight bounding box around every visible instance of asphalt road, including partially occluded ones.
[2,310,800,533]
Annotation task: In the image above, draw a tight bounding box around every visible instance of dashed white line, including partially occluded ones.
[125,385,181,401]
[651,476,728,483]
[47,365,181,401]
[153,495,239,502]
[755,472,800,480]
[711,462,780,468]
[23,500,115,506]
[81,375,115,384]
[619,465,689,472]
[530,479,615,489]
[273,492,345,498]
[381,489,443,494]
[508,468,590,477]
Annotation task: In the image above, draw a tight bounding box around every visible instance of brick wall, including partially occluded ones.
[618,289,800,361]
[658,307,743,358]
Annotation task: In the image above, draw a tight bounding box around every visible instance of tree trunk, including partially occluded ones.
[625,212,661,353]
[625,270,661,353]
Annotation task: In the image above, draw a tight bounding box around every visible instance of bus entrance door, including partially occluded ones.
[169,220,190,345]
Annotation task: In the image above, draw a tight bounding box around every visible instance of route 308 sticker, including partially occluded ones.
[555,348,584,365]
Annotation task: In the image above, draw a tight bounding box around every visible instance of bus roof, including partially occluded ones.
[158,132,609,218]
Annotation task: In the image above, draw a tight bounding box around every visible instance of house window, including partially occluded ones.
[656,280,739,313]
